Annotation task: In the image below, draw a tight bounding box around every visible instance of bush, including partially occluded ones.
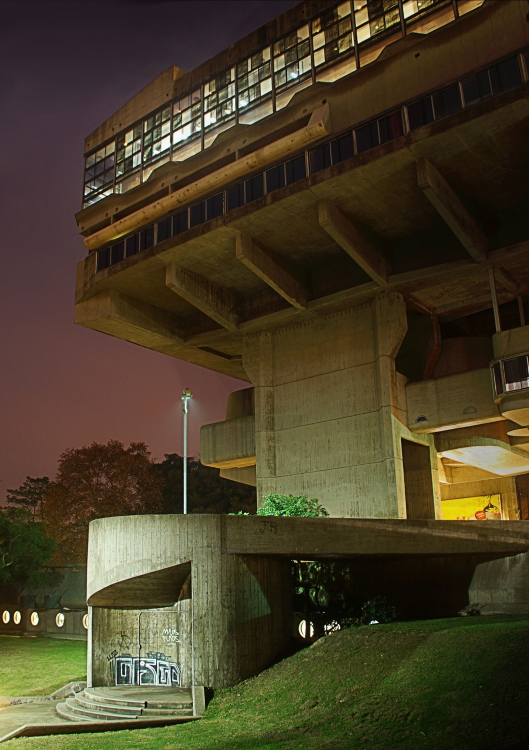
[257,494,329,518]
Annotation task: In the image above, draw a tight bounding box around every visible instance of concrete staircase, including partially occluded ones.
[56,686,199,724]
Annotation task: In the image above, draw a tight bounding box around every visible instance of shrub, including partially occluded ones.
[257,494,329,518]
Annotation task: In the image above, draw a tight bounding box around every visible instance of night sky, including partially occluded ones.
[0,0,298,501]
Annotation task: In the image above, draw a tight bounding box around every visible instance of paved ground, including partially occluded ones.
[0,699,68,742]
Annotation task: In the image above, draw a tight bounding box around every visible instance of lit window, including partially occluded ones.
[173,90,202,152]
[30,612,39,627]
[56,613,65,628]
[204,68,236,131]
[273,25,312,92]
[83,141,115,208]
[143,107,172,167]
[13,611,21,625]
[312,2,353,69]
[116,125,142,192]
[237,47,272,112]
[82,613,89,630]
[2,611,10,624]
[354,0,401,44]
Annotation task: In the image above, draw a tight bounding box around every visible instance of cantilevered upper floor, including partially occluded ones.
[75,0,529,384]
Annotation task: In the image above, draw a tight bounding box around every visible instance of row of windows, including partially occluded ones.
[95,51,524,273]
[96,52,523,271]
[84,0,484,207]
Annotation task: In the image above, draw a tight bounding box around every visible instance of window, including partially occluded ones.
[157,217,172,243]
[83,142,115,207]
[504,355,529,392]
[143,107,171,166]
[126,234,139,257]
[407,95,435,130]
[97,247,111,271]
[173,210,189,235]
[56,613,65,628]
[190,201,206,227]
[266,164,286,193]
[227,182,245,211]
[245,174,264,203]
[207,193,224,219]
[309,142,332,173]
[204,68,236,131]
[432,84,462,118]
[116,124,142,194]
[331,133,354,163]
[312,2,353,69]
[139,225,154,250]
[110,241,124,265]
[462,70,492,106]
[355,110,403,152]
[402,0,448,21]
[237,48,272,111]
[489,57,522,95]
[30,612,39,626]
[273,25,311,91]
[354,0,401,45]
[173,90,202,151]
[285,155,306,185]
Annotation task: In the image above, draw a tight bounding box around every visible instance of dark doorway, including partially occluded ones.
[402,439,436,519]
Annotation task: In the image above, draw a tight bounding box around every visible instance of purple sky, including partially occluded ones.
[0,0,297,500]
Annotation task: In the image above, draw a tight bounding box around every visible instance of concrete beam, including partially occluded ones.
[417,158,487,263]
[494,267,520,296]
[235,231,309,310]
[75,288,185,346]
[166,263,239,332]
[318,199,389,286]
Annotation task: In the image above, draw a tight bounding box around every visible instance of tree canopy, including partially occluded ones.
[157,453,256,515]
[6,476,50,519]
[42,440,164,562]
[0,507,55,588]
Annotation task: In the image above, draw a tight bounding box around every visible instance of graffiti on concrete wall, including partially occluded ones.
[114,651,181,686]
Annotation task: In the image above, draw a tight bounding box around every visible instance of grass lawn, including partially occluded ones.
[0,636,86,696]
[3,616,529,749]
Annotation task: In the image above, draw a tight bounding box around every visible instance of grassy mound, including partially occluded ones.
[0,636,86,697]
[5,616,529,749]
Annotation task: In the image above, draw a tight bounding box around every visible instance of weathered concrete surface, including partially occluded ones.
[469,551,529,614]
[87,514,529,688]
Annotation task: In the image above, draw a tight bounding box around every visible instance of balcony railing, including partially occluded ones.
[491,354,529,398]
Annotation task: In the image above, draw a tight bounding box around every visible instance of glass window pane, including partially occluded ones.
[462,76,480,106]
[125,235,138,257]
[309,143,331,173]
[190,201,206,227]
[285,155,306,185]
[496,57,521,93]
[97,247,110,271]
[157,217,171,243]
[207,193,224,219]
[331,133,353,163]
[111,241,124,265]
[227,183,244,211]
[173,211,188,235]
[245,174,264,203]
[266,165,285,193]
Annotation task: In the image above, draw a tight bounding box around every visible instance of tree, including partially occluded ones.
[0,507,55,588]
[6,476,50,519]
[257,494,329,517]
[157,454,256,515]
[42,441,164,563]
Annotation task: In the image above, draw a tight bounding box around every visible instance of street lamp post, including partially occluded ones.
[181,388,193,514]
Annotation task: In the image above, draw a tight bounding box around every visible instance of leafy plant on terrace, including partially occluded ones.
[257,493,329,518]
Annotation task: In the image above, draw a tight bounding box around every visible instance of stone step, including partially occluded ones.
[62,696,141,722]
[73,695,141,716]
[83,687,146,708]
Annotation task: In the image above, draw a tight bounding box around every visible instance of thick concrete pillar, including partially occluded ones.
[242,292,438,517]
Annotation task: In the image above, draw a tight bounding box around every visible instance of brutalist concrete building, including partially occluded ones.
[74,0,529,691]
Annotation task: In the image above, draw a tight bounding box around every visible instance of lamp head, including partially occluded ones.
[181,387,193,412]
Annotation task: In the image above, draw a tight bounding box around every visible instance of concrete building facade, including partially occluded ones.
[74,0,529,690]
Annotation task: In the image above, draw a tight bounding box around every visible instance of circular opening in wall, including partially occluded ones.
[415,415,428,423]
[82,614,89,630]
[298,619,315,638]
[56,613,65,628]
[2,611,10,624]
[13,611,21,625]
[30,612,39,627]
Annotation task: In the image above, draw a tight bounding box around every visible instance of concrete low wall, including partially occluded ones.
[469,551,529,614]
